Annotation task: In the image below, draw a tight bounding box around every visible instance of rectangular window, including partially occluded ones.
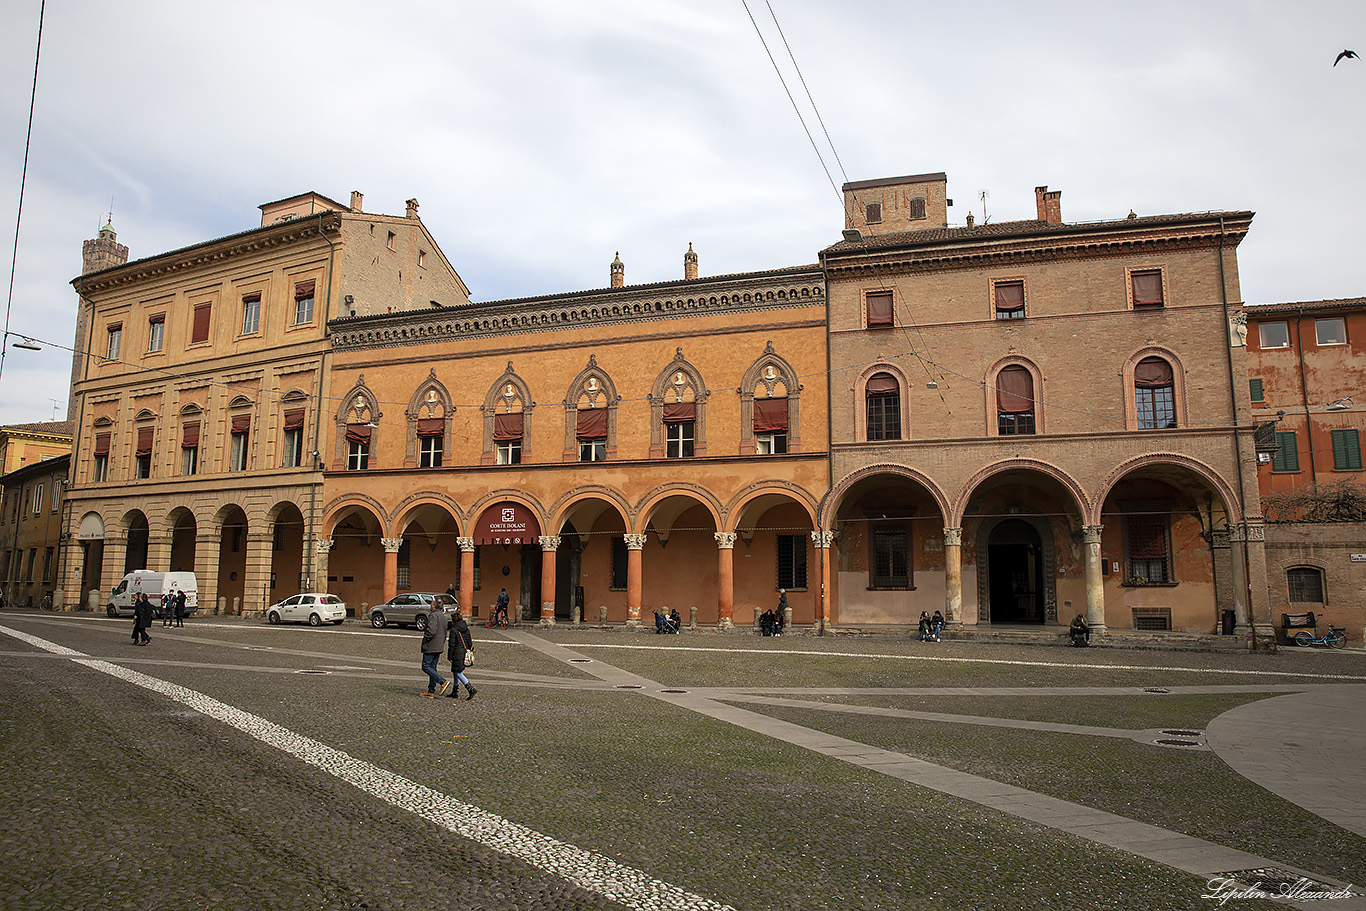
[579,439,606,462]
[1136,386,1176,430]
[866,291,893,329]
[283,428,304,468]
[998,414,1036,435]
[181,446,197,476]
[755,432,788,454]
[665,422,694,458]
[870,525,910,588]
[994,280,1026,320]
[865,202,882,224]
[147,314,165,352]
[106,324,122,360]
[230,431,250,472]
[25,549,36,583]
[241,293,261,335]
[908,197,927,220]
[1259,321,1290,349]
[866,394,901,441]
[1271,430,1300,473]
[1125,515,1170,584]
[1131,269,1164,310]
[294,281,315,325]
[418,250,427,268]
[1249,378,1264,403]
[496,441,521,465]
[348,439,370,470]
[134,427,154,479]
[611,537,628,589]
[1332,429,1362,471]
[1287,567,1324,603]
[472,545,481,591]
[42,547,54,584]
[777,535,807,590]
[92,453,109,483]
[32,484,43,514]
[51,481,60,512]
[191,303,212,344]
[420,435,443,468]
[1316,317,1346,346]
[386,231,396,250]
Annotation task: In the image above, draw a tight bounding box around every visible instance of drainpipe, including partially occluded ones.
[1293,309,1317,483]
[819,260,835,635]
[1217,216,1257,646]
[305,214,338,591]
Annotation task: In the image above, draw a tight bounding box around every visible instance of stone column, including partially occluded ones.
[1228,524,1250,634]
[381,537,402,606]
[196,534,220,614]
[145,535,172,572]
[1243,520,1273,647]
[943,527,963,627]
[714,532,736,629]
[1210,529,1232,634]
[243,532,274,616]
[314,539,333,593]
[538,535,559,626]
[457,538,475,617]
[101,535,128,598]
[1082,525,1106,635]
[624,533,647,625]
[811,530,834,634]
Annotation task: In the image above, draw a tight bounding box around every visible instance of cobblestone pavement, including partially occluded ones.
[1,612,1363,911]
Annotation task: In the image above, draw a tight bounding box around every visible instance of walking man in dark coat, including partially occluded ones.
[420,603,451,697]
[131,594,152,645]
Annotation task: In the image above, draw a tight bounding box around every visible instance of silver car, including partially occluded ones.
[366,592,455,630]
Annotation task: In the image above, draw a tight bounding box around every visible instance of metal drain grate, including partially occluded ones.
[569,658,593,663]
[1155,738,1199,746]
[1143,687,1171,694]
[1161,729,1202,737]
[295,669,330,675]
[615,684,643,689]
[661,689,688,694]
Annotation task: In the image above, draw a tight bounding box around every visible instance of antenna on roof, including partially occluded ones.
[979,190,990,224]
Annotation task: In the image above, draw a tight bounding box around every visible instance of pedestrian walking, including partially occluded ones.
[162,595,173,627]
[446,606,477,700]
[131,594,152,645]
[420,601,451,697]
[174,589,186,627]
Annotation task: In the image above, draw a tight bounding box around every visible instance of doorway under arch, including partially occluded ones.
[985,518,1047,624]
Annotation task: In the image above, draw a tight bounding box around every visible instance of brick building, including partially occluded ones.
[1245,299,1366,641]
[62,193,468,615]
[819,173,1270,639]
[0,453,69,608]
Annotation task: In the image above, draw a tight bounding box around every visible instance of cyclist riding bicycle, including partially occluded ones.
[489,587,510,628]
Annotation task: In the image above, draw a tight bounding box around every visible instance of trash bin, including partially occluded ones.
[1221,608,1236,635]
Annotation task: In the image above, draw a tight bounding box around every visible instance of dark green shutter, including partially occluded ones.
[1249,378,1264,402]
[1272,431,1300,473]
[1332,429,1362,471]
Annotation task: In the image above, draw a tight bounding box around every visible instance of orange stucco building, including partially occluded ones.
[321,256,829,627]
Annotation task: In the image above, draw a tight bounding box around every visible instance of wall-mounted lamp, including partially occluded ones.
[926,380,939,390]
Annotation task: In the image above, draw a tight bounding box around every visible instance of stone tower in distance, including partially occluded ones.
[70,220,129,420]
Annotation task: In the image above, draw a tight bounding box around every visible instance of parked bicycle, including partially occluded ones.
[1292,625,1347,649]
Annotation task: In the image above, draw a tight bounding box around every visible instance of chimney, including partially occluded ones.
[350,190,363,213]
[965,212,975,228]
[405,198,419,219]
[610,252,624,288]
[1035,185,1062,225]
[684,242,698,280]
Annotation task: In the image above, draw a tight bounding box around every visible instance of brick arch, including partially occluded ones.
[548,486,633,533]
[389,492,465,539]
[823,463,951,530]
[952,459,1089,527]
[634,484,724,537]
[726,481,819,534]
[1093,452,1242,525]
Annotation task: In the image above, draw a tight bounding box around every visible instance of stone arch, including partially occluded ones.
[405,369,453,469]
[649,347,709,457]
[481,361,534,464]
[953,459,1089,527]
[739,341,804,454]
[823,463,951,530]
[562,354,621,462]
[1093,452,1241,526]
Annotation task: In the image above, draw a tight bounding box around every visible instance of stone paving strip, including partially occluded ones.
[0,624,736,911]
[510,633,1366,908]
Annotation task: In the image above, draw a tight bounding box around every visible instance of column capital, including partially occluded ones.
[1228,524,1246,543]
[315,538,334,556]
[1243,521,1265,542]
[1210,528,1231,548]
[382,537,403,553]
[457,536,476,552]
[714,531,737,550]
[539,535,561,552]
[811,530,835,549]
[1082,524,1104,545]
[623,533,648,551]
[943,526,962,547]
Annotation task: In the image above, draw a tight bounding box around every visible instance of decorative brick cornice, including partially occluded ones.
[330,269,825,352]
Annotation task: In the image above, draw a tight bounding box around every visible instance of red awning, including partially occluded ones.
[576,408,607,440]
[345,423,372,444]
[753,397,789,432]
[493,412,523,441]
[181,422,200,448]
[283,409,305,431]
[230,414,252,434]
[135,427,154,457]
[996,366,1034,414]
[416,417,443,437]
[473,502,541,545]
[662,401,695,423]
[93,433,111,456]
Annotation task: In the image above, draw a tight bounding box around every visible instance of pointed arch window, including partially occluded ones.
[650,350,707,458]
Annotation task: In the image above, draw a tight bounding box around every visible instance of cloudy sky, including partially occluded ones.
[0,0,1361,424]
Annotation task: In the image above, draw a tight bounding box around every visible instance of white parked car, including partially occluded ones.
[267,593,347,626]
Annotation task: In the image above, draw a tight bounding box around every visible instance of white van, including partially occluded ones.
[107,571,199,619]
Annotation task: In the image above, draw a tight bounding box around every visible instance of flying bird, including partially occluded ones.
[1335,49,1358,66]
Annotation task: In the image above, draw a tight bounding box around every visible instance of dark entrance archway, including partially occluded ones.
[988,518,1044,623]
[124,513,149,573]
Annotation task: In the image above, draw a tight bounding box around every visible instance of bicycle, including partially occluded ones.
[1292,625,1347,649]
[484,605,509,630]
